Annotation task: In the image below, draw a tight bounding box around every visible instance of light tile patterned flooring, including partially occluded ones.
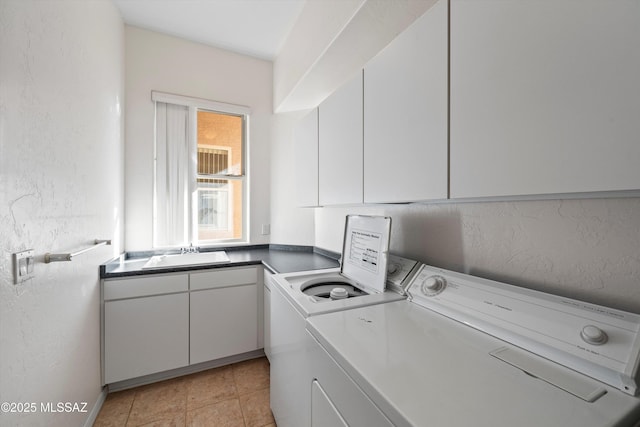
[94,357,275,427]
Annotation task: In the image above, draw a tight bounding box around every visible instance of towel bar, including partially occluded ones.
[44,239,111,263]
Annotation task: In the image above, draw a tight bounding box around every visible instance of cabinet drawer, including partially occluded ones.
[190,267,257,291]
[103,274,188,300]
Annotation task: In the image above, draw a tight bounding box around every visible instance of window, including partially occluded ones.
[197,146,231,233]
[152,91,249,247]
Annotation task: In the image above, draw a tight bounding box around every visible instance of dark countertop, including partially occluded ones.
[100,244,340,279]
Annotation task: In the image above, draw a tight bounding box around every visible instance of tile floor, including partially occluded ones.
[93,357,275,427]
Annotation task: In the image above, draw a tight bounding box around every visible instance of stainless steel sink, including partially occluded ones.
[142,251,230,269]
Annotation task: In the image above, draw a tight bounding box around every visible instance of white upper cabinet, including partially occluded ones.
[450,0,640,198]
[294,109,319,207]
[363,0,448,203]
[319,71,364,205]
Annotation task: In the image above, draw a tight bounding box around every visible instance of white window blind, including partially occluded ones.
[154,102,190,247]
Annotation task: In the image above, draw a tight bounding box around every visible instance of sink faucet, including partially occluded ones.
[181,244,198,254]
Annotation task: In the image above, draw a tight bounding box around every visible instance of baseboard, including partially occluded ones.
[83,386,108,427]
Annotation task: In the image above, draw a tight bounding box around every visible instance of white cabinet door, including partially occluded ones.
[363,0,448,203]
[104,293,189,383]
[450,0,640,198]
[190,283,258,365]
[294,109,319,207]
[319,71,363,205]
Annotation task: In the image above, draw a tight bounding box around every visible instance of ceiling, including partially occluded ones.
[113,0,307,61]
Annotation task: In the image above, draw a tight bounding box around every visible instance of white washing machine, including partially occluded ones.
[306,264,640,427]
[269,215,420,427]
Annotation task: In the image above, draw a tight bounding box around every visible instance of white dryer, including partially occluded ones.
[269,215,419,427]
[306,264,640,427]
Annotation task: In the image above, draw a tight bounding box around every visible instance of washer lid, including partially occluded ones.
[340,215,392,294]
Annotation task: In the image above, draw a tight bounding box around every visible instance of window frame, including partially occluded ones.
[152,91,250,247]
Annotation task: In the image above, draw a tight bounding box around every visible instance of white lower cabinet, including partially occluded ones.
[190,283,258,365]
[102,266,260,384]
[104,293,189,384]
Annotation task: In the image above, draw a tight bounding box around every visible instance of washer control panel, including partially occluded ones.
[386,254,420,295]
[406,264,640,395]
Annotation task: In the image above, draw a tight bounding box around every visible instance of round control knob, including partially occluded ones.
[330,287,349,300]
[580,325,608,345]
[421,275,446,296]
[388,263,400,275]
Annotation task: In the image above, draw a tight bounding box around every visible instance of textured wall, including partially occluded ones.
[314,198,640,313]
[0,1,124,425]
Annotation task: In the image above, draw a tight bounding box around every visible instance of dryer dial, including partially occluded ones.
[581,325,608,345]
[421,275,446,296]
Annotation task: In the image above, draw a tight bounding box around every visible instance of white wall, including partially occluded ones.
[124,26,273,250]
[0,1,124,426]
[314,199,640,313]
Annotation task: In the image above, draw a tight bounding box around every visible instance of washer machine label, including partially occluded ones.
[348,228,382,273]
